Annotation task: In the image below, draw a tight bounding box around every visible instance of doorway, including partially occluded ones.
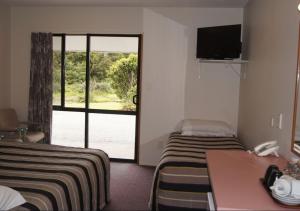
[51,34,141,162]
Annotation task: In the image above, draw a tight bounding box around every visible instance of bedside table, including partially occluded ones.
[0,134,23,143]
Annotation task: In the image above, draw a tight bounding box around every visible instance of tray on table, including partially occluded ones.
[260,178,300,209]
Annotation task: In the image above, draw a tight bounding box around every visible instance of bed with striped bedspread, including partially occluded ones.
[0,141,110,211]
[149,132,245,211]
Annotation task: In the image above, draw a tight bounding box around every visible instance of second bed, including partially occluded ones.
[149,132,245,211]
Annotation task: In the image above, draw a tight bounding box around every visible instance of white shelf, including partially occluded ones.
[198,59,248,64]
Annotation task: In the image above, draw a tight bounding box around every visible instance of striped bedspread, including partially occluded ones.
[149,132,245,211]
[0,141,110,211]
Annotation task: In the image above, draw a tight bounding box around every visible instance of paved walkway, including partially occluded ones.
[51,111,136,159]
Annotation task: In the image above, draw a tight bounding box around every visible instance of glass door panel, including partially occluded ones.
[89,36,139,111]
[65,36,86,108]
[52,111,85,148]
[89,113,136,159]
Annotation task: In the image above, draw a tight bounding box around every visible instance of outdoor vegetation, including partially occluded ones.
[53,51,138,111]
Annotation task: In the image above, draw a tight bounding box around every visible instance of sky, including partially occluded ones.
[53,36,139,53]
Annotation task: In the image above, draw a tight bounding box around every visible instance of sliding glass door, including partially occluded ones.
[52,34,141,161]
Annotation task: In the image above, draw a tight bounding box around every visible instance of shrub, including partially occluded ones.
[109,54,137,108]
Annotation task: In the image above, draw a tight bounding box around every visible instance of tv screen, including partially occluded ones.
[196,24,242,60]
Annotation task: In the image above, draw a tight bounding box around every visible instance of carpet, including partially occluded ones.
[104,162,155,211]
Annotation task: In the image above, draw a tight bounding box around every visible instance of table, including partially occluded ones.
[0,134,23,142]
[207,150,297,210]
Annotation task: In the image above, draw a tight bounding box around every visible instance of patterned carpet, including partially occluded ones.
[104,162,155,211]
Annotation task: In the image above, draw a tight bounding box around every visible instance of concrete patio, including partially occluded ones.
[51,111,136,159]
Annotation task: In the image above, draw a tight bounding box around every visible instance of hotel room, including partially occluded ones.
[0,0,300,210]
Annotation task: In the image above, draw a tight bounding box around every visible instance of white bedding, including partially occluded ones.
[0,186,26,210]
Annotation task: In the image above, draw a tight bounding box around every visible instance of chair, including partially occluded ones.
[0,108,45,143]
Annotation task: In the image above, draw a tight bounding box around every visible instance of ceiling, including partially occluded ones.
[0,0,249,7]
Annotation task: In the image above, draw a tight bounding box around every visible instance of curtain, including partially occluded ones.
[28,32,53,144]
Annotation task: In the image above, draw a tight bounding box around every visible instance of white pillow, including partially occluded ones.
[0,186,26,210]
[181,119,235,136]
[181,130,234,137]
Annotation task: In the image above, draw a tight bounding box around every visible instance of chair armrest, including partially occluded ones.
[19,121,44,131]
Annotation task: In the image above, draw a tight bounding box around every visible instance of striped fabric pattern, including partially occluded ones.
[150,132,245,211]
[0,141,110,211]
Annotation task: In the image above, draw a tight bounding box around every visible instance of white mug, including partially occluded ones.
[291,180,300,199]
[272,175,294,197]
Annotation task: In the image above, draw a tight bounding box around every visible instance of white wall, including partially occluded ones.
[0,5,11,108]
[10,6,243,166]
[139,8,187,165]
[238,0,300,159]
[148,8,243,132]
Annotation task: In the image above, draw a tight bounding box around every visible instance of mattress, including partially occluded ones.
[0,141,110,211]
[149,132,245,211]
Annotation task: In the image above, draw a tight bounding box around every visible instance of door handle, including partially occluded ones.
[133,95,138,105]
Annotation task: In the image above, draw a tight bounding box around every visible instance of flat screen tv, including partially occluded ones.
[196,24,242,60]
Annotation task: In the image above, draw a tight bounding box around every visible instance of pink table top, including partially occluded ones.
[207,150,298,211]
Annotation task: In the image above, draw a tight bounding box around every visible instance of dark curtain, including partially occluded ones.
[28,32,53,144]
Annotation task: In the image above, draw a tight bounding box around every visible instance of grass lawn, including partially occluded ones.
[65,102,124,110]
[53,92,132,110]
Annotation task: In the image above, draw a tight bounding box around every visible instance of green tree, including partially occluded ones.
[90,52,109,82]
[53,51,61,93]
[109,54,137,109]
[65,52,86,84]
[90,52,128,84]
